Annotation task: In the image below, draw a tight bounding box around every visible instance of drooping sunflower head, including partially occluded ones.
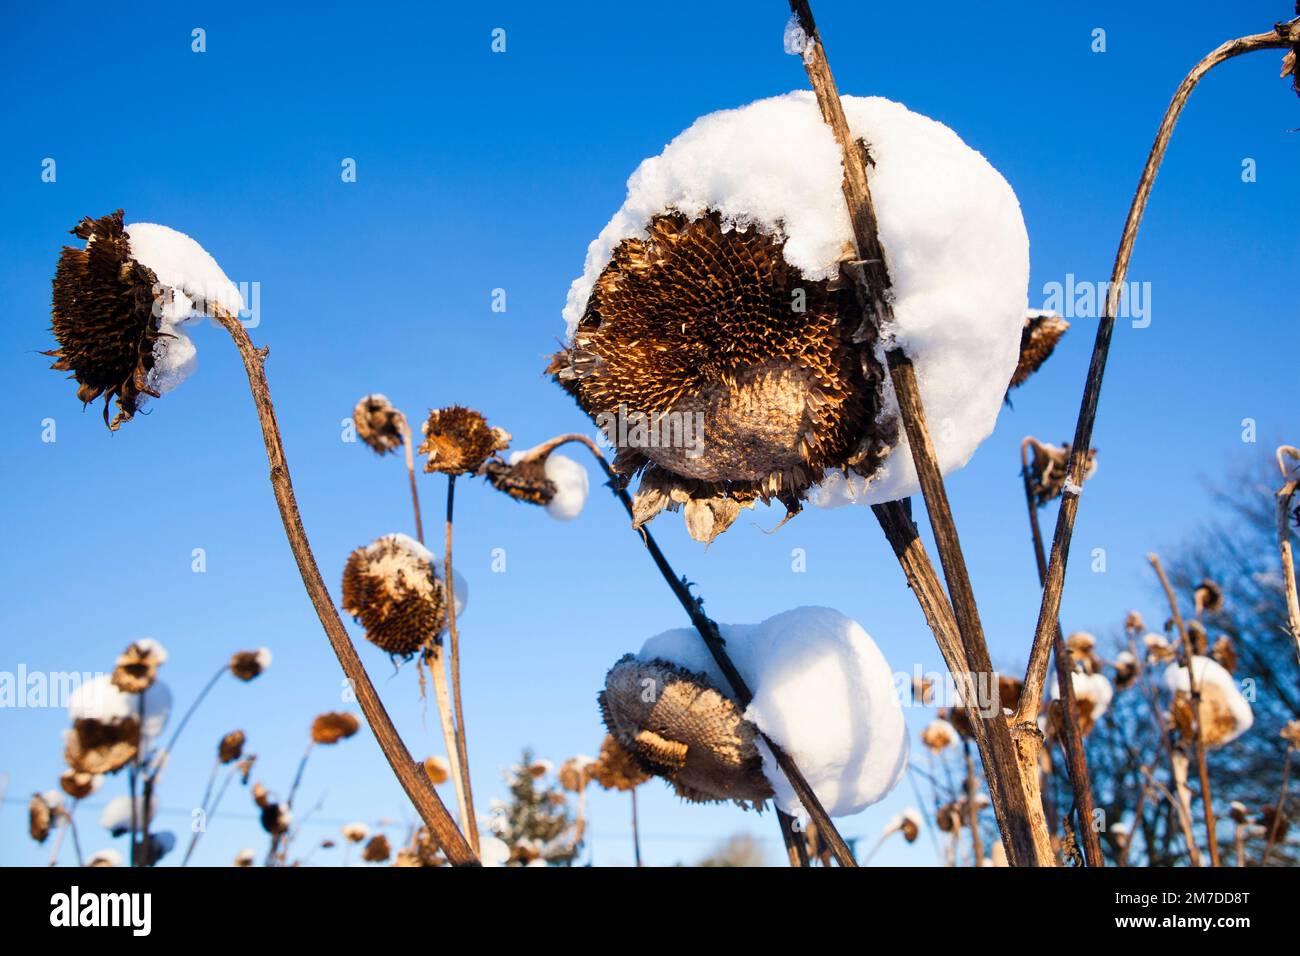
[418,406,508,476]
[111,639,167,694]
[48,211,164,430]
[341,533,448,658]
[588,733,650,793]
[554,212,891,542]
[599,654,772,807]
[218,729,246,764]
[310,711,360,745]
[1008,310,1069,391]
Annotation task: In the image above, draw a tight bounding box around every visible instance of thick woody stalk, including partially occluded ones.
[211,308,476,866]
[787,0,1051,866]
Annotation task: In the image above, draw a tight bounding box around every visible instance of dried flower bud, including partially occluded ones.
[353,394,406,455]
[362,833,391,863]
[558,756,595,793]
[311,712,360,745]
[342,822,371,844]
[260,801,292,836]
[59,770,101,800]
[1008,310,1068,390]
[1025,438,1097,507]
[600,655,772,805]
[1113,650,1139,691]
[229,648,272,682]
[233,848,256,867]
[946,675,1023,738]
[1123,610,1145,636]
[111,639,167,694]
[418,406,506,476]
[218,730,246,764]
[1210,635,1237,675]
[29,793,58,843]
[1193,579,1224,616]
[1185,620,1209,657]
[920,718,958,754]
[1229,801,1250,825]
[423,756,450,786]
[1282,720,1300,746]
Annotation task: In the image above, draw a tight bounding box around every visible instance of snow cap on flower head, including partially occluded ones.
[342,533,464,658]
[353,394,406,455]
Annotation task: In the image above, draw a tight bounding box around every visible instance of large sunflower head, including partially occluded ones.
[418,406,509,476]
[553,212,891,542]
[599,654,772,806]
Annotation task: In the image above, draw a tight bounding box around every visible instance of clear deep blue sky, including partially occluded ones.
[1,1,1296,866]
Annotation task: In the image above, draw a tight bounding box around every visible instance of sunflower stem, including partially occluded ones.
[1022,24,1297,821]
[1261,744,1294,865]
[148,663,227,784]
[400,413,425,544]
[443,474,479,854]
[1274,445,1300,669]
[1018,438,1105,866]
[549,432,859,867]
[210,306,476,866]
[1149,552,1219,866]
[428,643,474,845]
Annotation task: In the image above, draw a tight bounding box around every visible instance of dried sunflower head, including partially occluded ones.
[1281,720,1300,746]
[553,212,890,543]
[59,770,101,800]
[1065,631,1101,674]
[599,655,773,806]
[1024,438,1098,507]
[260,801,292,836]
[423,756,450,786]
[558,755,595,793]
[29,793,59,843]
[1113,650,1139,691]
[45,210,242,430]
[946,675,1023,738]
[341,533,452,658]
[1185,620,1209,657]
[1124,610,1146,636]
[1193,579,1224,616]
[589,733,651,792]
[362,833,391,863]
[1008,310,1069,391]
[920,718,958,754]
[111,639,167,694]
[484,449,590,521]
[65,716,140,775]
[87,849,123,868]
[418,406,508,476]
[353,394,406,455]
[229,648,272,682]
[233,848,256,867]
[1210,635,1237,674]
[218,729,246,764]
[342,822,371,844]
[310,711,360,745]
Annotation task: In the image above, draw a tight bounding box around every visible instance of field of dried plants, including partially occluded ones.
[13,2,1300,873]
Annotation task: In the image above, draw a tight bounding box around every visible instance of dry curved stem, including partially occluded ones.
[1149,552,1218,866]
[427,644,473,843]
[1026,21,1299,808]
[442,475,479,855]
[1274,445,1300,667]
[209,307,476,866]
[1016,438,1104,866]
[538,431,858,866]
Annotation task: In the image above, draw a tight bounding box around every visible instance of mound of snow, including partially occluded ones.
[636,606,907,817]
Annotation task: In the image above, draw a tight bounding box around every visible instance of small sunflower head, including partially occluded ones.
[920,718,958,754]
[111,639,167,694]
[484,449,590,521]
[341,533,455,658]
[423,756,450,786]
[59,770,102,800]
[1193,579,1224,617]
[310,711,360,745]
[362,833,392,863]
[342,822,371,844]
[1113,650,1139,691]
[260,801,292,836]
[1025,438,1098,507]
[558,755,596,793]
[1210,635,1237,674]
[353,394,406,455]
[218,729,246,764]
[1065,631,1100,674]
[1281,720,1300,747]
[29,792,60,843]
[418,406,508,476]
[88,849,123,868]
[1124,610,1146,636]
[1008,310,1069,391]
[599,655,773,806]
[233,848,256,867]
[589,734,651,792]
[229,648,272,682]
[946,675,1023,738]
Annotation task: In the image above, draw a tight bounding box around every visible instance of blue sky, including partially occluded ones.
[1,1,1296,866]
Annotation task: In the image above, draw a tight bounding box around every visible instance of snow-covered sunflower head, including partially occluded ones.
[341,533,464,659]
[46,210,242,430]
[1165,656,1253,749]
[553,93,1030,541]
[599,655,772,806]
[484,447,590,521]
